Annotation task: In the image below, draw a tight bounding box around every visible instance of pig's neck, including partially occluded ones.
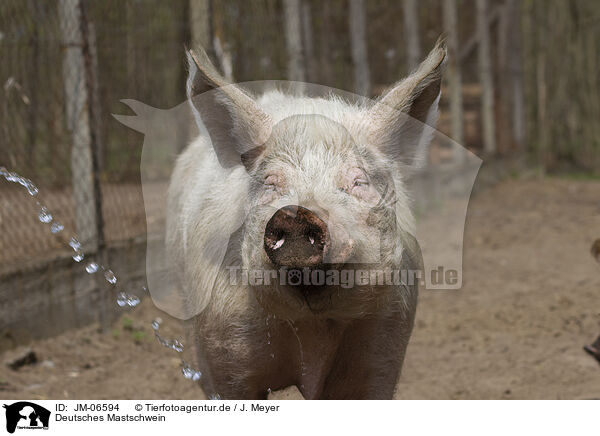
[284,318,347,400]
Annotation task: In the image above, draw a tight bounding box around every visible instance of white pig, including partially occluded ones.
[166,40,446,399]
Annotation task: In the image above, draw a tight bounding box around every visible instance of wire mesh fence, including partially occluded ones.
[0,0,189,275]
[0,0,463,279]
[1,0,598,278]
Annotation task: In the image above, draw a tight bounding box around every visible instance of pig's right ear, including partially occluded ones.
[186,48,271,169]
[366,39,446,168]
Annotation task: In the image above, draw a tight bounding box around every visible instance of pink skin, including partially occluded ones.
[259,174,284,205]
[258,167,382,264]
[340,167,380,206]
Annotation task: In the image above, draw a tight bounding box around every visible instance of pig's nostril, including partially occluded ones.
[264,205,330,267]
[272,237,285,250]
[307,228,324,246]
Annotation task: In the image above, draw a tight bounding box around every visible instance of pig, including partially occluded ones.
[166,40,447,399]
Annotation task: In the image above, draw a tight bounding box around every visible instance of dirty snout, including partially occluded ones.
[264,205,330,268]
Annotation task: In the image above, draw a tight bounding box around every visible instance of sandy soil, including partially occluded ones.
[1,177,599,400]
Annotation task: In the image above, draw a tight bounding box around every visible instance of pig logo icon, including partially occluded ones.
[2,402,50,434]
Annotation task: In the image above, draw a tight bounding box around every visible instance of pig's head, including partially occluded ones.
[187,41,445,320]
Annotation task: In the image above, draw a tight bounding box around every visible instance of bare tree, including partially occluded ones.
[476,0,496,154]
[506,0,524,148]
[302,0,315,82]
[212,1,234,81]
[442,0,464,156]
[348,0,370,96]
[318,0,334,86]
[496,0,511,153]
[402,0,420,71]
[283,0,306,83]
[59,0,98,251]
[189,0,213,55]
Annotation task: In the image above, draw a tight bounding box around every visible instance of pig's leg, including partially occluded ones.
[320,313,414,399]
[186,315,290,400]
[188,343,272,400]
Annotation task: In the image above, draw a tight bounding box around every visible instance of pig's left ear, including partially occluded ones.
[367,39,446,167]
[186,47,271,170]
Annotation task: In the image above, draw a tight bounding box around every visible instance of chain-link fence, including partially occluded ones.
[0,0,190,276]
[3,0,597,280]
[0,0,464,279]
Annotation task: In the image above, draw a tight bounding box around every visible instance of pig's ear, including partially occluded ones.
[186,48,271,169]
[367,39,446,168]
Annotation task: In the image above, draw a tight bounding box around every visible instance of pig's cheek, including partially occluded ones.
[326,224,355,263]
[258,190,278,206]
[356,185,381,207]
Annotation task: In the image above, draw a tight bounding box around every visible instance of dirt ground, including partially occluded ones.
[1,176,599,400]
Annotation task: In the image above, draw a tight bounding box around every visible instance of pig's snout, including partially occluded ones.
[264,205,330,268]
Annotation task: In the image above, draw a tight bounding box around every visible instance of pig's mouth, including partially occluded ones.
[257,204,386,315]
[277,262,376,311]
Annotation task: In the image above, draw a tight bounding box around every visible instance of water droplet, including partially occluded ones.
[155,331,185,352]
[24,181,38,196]
[104,270,117,284]
[72,252,84,262]
[38,207,52,223]
[50,222,64,234]
[69,237,81,251]
[116,292,140,307]
[181,363,202,381]
[85,262,98,273]
[0,168,38,196]
[171,340,184,353]
[209,393,221,400]
[270,353,275,359]
[151,318,162,331]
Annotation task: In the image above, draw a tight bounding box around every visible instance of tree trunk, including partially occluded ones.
[59,0,98,252]
[86,22,104,173]
[402,0,420,71]
[535,2,548,170]
[348,0,370,96]
[442,0,464,158]
[476,0,496,154]
[495,0,511,153]
[211,1,234,81]
[318,0,334,86]
[302,0,315,83]
[283,0,306,83]
[507,0,524,149]
[189,0,213,55]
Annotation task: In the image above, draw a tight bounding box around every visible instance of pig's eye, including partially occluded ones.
[350,178,370,196]
[264,175,280,191]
